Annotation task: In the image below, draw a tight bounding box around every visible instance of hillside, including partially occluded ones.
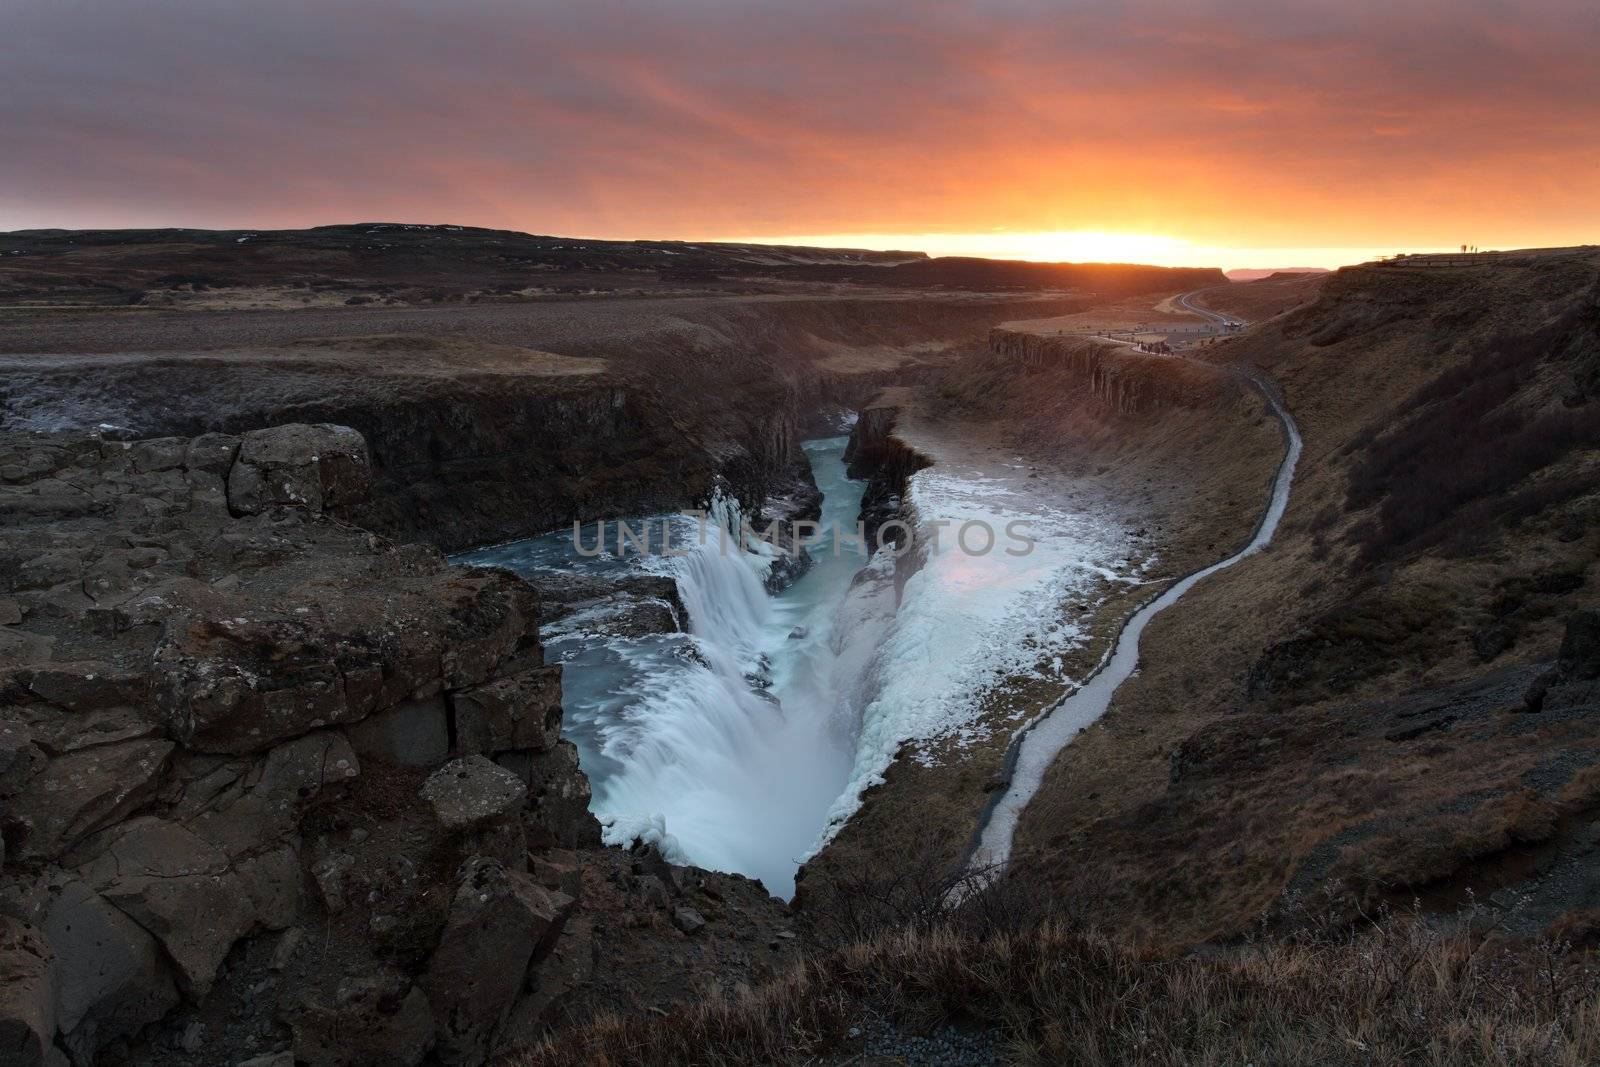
[0,225,1220,309]
[1190,271,1330,322]
[1010,248,1600,945]
[767,256,1225,295]
[517,248,1600,1067]
[1225,267,1330,282]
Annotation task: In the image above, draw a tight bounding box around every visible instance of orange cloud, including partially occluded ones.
[2,0,1596,261]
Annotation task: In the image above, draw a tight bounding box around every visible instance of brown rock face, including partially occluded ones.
[0,916,56,1067]
[421,756,530,832]
[148,569,538,755]
[985,329,1221,415]
[226,424,371,516]
[10,737,174,860]
[280,969,436,1067]
[0,422,792,1066]
[422,857,573,1064]
[450,664,564,756]
[76,818,256,997]
[20,872,180,1059]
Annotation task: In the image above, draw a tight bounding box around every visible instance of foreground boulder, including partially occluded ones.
[18,873,180,1060]
[423,858,574,1064]
[76,818,255,996]
[1525,608,1600,713]
[422,756,529,832]
[226,423,371,516]
[280,969,435,1067]
[0,917,56,1067]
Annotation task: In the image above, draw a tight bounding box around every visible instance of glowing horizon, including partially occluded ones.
[721,231,1411,271]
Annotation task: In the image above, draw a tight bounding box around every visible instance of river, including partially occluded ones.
[968,373,1303,872]
[460,419,1153,898]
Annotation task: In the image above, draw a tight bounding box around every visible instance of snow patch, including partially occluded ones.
[814,444,1138,844]
[598,812,690,864]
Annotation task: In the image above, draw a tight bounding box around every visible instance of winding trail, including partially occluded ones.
[964,306,1301,875]
[1175,287,1245,329]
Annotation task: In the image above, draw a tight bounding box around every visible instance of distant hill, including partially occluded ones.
[0,223,928,306]
[1193,270,1329,322]
[0,224,1223,307]
[772,255,1224,295]
[1224,267,1331,282]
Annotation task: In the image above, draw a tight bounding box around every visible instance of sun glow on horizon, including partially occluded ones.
[908,230,1190,265]
[726,231,1418,272]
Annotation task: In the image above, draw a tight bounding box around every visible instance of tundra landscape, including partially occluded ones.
[3,3,1599,1066]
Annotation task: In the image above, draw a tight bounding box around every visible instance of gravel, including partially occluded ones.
[847,1011,1007,1065]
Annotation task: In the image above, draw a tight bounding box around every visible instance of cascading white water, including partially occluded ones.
[458,436,868,898]
[460,422,1159,898]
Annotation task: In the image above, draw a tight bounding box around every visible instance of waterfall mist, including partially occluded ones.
[460,437,869,898]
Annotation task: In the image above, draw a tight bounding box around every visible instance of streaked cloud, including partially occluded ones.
[3,0,1596,263]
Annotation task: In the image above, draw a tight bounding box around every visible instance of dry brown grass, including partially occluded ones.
[514,917,1600,1067]
[1192,273,1330,323]
[1003,252,1600,949]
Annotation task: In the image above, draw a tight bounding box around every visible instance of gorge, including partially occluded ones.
[2,230,1598,1067]
[457,436,873,898]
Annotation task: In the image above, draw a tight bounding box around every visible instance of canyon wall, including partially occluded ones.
[984,329,1224,415]
[797,320,1286,926]
[0,423,795,1067]
[1,295,1084,553]
[260,375,722,553]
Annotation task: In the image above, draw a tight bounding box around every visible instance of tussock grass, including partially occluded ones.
[1344,290,1600,567]
[516,918,1600,1066]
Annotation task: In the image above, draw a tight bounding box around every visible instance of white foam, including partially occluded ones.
[554,446,870,898]
[598,812,688,864]
[971,379,1303,870]
[814,447,1136,844]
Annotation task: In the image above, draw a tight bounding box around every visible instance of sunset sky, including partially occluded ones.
[4,1,1597,269]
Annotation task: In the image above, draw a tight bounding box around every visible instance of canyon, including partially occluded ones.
[2,229,1598,1066]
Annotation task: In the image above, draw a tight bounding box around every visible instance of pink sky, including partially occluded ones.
[3,1,1597,267]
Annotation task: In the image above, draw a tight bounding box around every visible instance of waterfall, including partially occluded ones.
[594,490,801,883]
[660,490,773,669]
[457,439,868,899]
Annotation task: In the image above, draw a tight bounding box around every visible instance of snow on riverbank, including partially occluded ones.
[814,420,1143,844]
[970,374,1302,870]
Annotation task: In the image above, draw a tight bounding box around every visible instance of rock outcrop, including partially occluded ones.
[842,404,931,558]
[0,424,792,1066]
[985,330,1218,415]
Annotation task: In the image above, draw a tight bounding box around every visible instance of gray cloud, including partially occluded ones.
[2,0,1597,244]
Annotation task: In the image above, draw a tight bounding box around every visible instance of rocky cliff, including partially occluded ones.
[0,424,794,1067]
[841,404,931,558]
[1,296,1083,554]
[262,372,721,554]
[984,330,1222,415]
